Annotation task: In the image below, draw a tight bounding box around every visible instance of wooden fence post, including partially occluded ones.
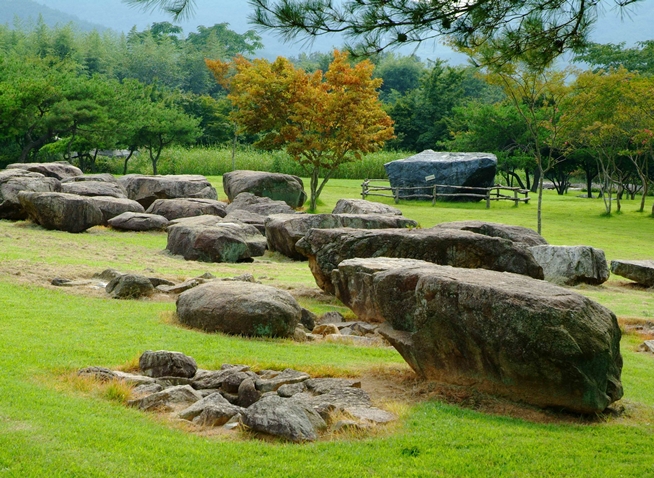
[486,189,491,209]
[361,180,368,199]
[394,188,400,204]
[432,185,437,206]
[513,189,518,206]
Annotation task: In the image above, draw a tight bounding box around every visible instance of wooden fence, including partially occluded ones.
[361,179,530,208]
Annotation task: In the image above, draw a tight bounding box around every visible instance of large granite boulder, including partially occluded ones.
[176,281,302,337]
[0,169,61,220]
[296,227,544,294]
[610,260,654,287]
[61,180,127,199]
[225,192,296,216]
[117,174,218,209]
[108,212,169,231]
[433,220,548,247]
[384,150,497,201]
[7,161,83,180]
[106,274,155,299]
[265,213,419,260]
[223,170,307,208]
[332,199,403,216]
[530,245,609,285]
[145,198,228,221]
[332,257,623,414]
[166,220,266,262]
[17,191,103,233]
[222,210,267,234]
[86,197,146,224]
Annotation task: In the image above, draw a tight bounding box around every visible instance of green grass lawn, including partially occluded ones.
[1,178,654,477]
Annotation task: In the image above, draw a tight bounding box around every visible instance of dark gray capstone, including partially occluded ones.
[384,150,497,201]
[432,220,548,247]
[17,191,103,233]
[611,260,654,287]
[139,350,198,378]
[117,174,218,209]
[225,192,296,216]
[107,212,169,231]
[332,199,402,216]
[530,245,610,285]
[331,257,623,414]
[145,198,228,221]
[86,197,145,225]
[223,170,307,208]
[60,181,127,198]
[176,281,301,337]
[105,274,155,299]
[0,169,61,220]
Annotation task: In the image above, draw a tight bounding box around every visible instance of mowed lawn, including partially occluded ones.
[1,178,653,477]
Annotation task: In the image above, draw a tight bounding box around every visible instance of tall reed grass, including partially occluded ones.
[123,145,410,179]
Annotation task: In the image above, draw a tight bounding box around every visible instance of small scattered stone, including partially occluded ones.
[192,403,244,427]
[319,311,344,324]
[128,385,202,412]
[255,369,310,393]
[345,406,396,424]
[93,269,124,282]
[178,392,231,421]
[157,279,201,294]
[132,383,164,397]
[638,340,654,354]
[237,378,261,408]
[300,308,317,330]
[222,371,258,394]
[277,382,307,398]
[293,327,308,342]
[106,274,154,299]
[313,324,340,336]
[305,378,362,395]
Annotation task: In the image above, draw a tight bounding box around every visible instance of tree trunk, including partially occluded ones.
[537,163,544,235]
[530,167,540,194]
[525,168,531,191]
[123,149,135,175]
[309,168,319,212]
[585,169,593,199]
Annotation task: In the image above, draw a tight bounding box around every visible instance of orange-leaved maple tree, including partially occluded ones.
[206,50,394,211]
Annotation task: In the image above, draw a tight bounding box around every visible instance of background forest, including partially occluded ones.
[2,15,654,213]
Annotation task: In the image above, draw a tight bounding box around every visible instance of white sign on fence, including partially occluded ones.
[425,174,435,181]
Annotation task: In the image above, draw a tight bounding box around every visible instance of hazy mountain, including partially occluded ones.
[0,0,108,32]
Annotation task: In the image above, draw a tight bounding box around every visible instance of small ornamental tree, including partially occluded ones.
[206,50,394,211]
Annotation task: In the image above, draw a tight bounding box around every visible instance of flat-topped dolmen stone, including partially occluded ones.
[17,191,103,233]
[433,220,548,247]
[61,180,127,198]
[86,197,145,224]
[296,226,543,294]
[332,199,402,216]
[176,281,301,337]
[145,198,228,220]
[332,257,623,414]
[61,173,118,184]
[265,213,419,260]
[611,260,654,287]
[384,150,497,201]
[166,218,266,262]
[7,161,83,180]
[225,192,296,216]
[118,174,217,209]
[108,212,169,231]
[530,245,609,285]
[0,169,61,220]
[223,170,307,208]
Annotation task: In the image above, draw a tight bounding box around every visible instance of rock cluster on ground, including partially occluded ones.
[530,245,610,285]
[296,224,544,294]
[223,170,307,208]
[384,150,497,201]
[7,161,83,180]
[118,174,218,209]
[0,169,62,220]
[79,350,395,442]
[331,257,623,414]
[611,260,654,287]
[145,198,228,221]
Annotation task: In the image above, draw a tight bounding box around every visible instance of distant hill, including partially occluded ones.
[0,0,108,32]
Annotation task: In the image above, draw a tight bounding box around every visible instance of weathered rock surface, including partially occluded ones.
[128,384,202,412]
[0,169,62,220]
[177,392,232,420]
[222,210,267,234]
[139,350,198,378]
[296,227,544,294]
[17,191,103,233]
[86,196,145,224]
[145,198,228,221]
[223,170,307,208]
[225,192,296,216]
[176,281,302,337]
[293,387,372,418]
[7,161,82,180]
[384,150,497,201]
[433,220,548,247]
[242,395,326,442]
[107,212,169,231]
[332,257,623,413]
[166,220,266,263]
[61,180,127,198]
[193,403,244,426]
[265,213,418,260]
[106,274,155,299]
[255,369,310,393]
[61,173,118,184]
[305,378,362,395]
[611,260,654,287]
[530,245,610,285]
[345,406,396,424]
[332,199,402,216]
[118,174,218,209]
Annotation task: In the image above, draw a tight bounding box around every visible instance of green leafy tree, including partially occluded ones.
[575,40,654,74]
